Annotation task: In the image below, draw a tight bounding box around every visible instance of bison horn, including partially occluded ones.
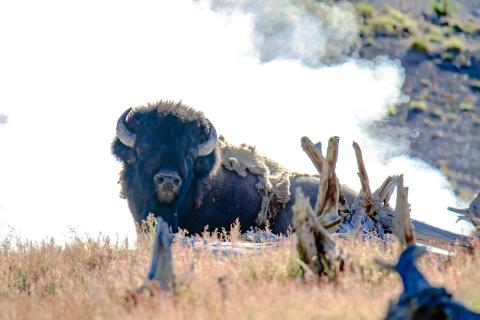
[116,108,136,148]
[197,121,217,157]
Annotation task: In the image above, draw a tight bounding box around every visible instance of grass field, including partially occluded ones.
[0,232,479,320]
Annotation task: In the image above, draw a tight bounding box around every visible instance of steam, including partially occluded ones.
[0,0,472,241]
[204,0,359,66]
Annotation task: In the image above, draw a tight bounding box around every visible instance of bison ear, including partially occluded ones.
[194,147,220,177]
[112,138,137,165]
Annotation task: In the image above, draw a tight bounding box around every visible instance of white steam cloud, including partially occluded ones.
[205,0,359,66]
[0,0,472,242]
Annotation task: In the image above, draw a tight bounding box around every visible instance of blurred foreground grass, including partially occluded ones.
[0,232,479,320]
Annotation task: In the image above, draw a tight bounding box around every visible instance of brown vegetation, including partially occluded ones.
[0,232,478,319]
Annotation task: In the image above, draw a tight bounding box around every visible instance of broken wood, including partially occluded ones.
[412,220,472,248]
[314,136,342,230]
[352,141,375,217]
[292,189,343,278]
[301,136,347,229]
[301,136,324,174]
[448,192,480,233]
[374,175,401,208]
[348,142,468,247]
[393,175,415,247]
[125,216,175,306]
[341,143,398,238]
[299,136,471,248]
[147,216,175,291]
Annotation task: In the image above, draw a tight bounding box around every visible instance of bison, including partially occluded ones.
[112,101,468,244]
[112,101,346,234]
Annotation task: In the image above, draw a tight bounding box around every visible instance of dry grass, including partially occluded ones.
[0,233,479,320]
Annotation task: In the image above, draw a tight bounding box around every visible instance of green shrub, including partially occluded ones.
[367,7,418,37]
[441,52,455,61]
[459,101,474,112]
[411,38,432,54]
[356,2,374,19]
[462,20,480,35]
[428,33,443,43]
[410,100,428,112]
[444,36,465,52]
[432,0,458,17]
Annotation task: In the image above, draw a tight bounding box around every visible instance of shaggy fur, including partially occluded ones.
[129,101,210,136]
[218,137,292,225]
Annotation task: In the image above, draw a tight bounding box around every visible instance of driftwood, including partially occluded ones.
[352,142,375,217]
[313,136,342,230]
[301,136,349,227]
[125,217,175,306]
[292,189,343,278]
[350,143,471,247]
[147,217,175,291]
[174,234,279,257]
[300,136,471,248]
[448,192,480,234]
[301,136,400,238]
[301,136,324,175]
[293,137,344,277]
[383,245,480,320]
[393,176,415,247]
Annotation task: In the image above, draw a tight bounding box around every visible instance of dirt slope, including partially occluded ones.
[351,0,480,199]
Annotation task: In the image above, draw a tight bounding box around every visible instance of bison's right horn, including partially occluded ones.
[116,108,136,148]
[198,121,217,157]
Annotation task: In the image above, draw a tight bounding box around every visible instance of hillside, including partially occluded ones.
[352,0,480,199]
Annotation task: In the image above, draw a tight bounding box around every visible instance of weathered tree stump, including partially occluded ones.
[294,137,344,278]
[147,216,175,291]
[301,136,348,229]
[349,142,472,247]
[301,136,472,248]
[124,217,175,307]
[292,189,343,278]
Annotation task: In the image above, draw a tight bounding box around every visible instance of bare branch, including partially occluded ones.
[393,176,415,247]
[448,193,480,231]
[314,137,341,229]
[374,175,401,207]
[352,141,374,217]
[301,136,324,174]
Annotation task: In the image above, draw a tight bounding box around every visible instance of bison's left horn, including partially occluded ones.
[116,108,136,148]
[198,121,217,157]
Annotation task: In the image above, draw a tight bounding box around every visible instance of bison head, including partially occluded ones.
[112,101,219,229]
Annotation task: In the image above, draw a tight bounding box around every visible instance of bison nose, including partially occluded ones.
[154,170,182,192]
